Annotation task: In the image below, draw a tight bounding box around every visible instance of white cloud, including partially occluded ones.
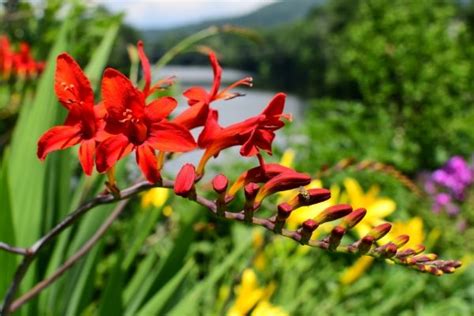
[93,0,276,29]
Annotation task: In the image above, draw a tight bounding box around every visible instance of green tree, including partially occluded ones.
[333,0,474,170]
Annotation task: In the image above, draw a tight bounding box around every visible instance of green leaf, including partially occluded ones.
[136,259,194,316]
[0,150,18,298]
[167,233,252,316]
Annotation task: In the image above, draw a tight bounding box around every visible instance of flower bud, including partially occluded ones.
[392,235,410,248]
[376,242,397,258]
[277,203,293,221]
[341,208,366,229]
[315,204,352,224]
[328,226,346,251]
[412,253,438,263]
[244,183,259,222]
[255,171,311,203]
[274,203,293,233]
[212,174,228,194]
[368,223,392,240]
[299,219,318,244]
[174,163,196,198]
[357,235,374,254]
[287,188,331,208]
[213,174,229,216]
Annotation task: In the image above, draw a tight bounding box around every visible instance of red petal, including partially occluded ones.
[148,121,196,152]
[174,163,196,196]
[37,125,82,160]
[95,134,133,172]
[240,129,275,157]
[197,109,221,148]
[261,93,286,117]
[137,41,151,96]
[78,139,95,175]
[172,101,209,130]
[183,87,208,105]
[208,52,222,99]
[54,53,94,110]
[145,96,177,122]
[102,68,145,120]
[136,144,161,183]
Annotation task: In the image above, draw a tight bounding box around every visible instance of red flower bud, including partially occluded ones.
[341,208,367,229]
[288,188,331,208]
[368,223,392,240]
[255,170,311,203]
[357,235,374,254]
[174,163,196,197]
[393,235,410,248]
[300,219,319,244]
[212,174,228,193]
[315,204,352,224]
[277,203,293,220]
[328,226,346,251]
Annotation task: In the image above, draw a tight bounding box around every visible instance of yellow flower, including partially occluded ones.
[343,178,396,237]
[380,217,425,250]
[251,301,288,316]
[340,256,375,285]
[141,187,169,208]
[227,269,287,316]
[280,149,295,168]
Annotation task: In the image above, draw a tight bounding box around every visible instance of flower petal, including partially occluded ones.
[54,53,94,110]
[37,125,82,160]
[136,144,161,183]
[183,87,208,105]
[102,68,145,120]
[197,109,222,148]
[208,52,222,99]
[148,121,197,152]
[78,138,95,175]
[95,134,133,173]
[145,96,177,122]
[173,101,209,129]
[137,40,151,96]
[261,93,286,117]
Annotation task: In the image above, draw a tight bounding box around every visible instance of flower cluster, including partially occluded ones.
[424,155,473,215]
[37,41,279,184]
[0,35,45,80]
[37,40,461,276]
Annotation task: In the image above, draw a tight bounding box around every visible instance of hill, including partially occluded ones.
[142,0,323,41]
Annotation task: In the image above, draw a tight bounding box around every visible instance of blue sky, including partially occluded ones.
[95,0,276,29]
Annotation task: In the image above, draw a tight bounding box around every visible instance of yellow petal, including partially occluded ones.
[340,256,374,285]
[366,198,396,221]
[251,301,289,316]
[141,187,169,208]
[279,149,295,168]
[343,178,364,207]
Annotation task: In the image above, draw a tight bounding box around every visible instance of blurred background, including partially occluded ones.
[1,0,473,315]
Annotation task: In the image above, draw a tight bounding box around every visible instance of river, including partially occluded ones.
[154,65,306,175]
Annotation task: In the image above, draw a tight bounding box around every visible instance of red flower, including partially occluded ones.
[37,53,105,175]
[95,42,196,183]
[196,93,291,174]
[0,36,13,79]
[173,51,252,129]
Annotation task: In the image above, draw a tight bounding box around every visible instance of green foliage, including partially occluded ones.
[333,0,474,170]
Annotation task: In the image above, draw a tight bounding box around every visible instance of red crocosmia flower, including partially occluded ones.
[0,36,13,79]
[96,41,196,183]
[37,53,105,175]
[173,51,253,129]
[196,93,291,174]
